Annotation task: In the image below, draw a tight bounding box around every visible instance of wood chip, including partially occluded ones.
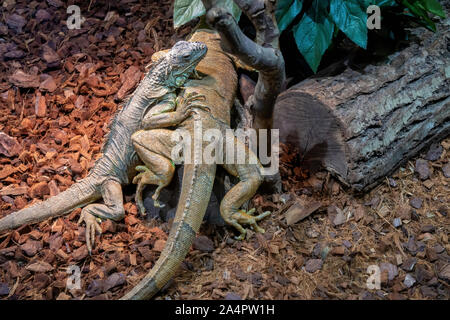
[25,261,54,273]
[285,198,321,225]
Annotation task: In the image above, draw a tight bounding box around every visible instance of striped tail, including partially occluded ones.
[121,163,216,300]
[0,176,101,233]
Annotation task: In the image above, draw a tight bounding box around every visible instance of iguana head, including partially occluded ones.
[165,41,207,88]
[143,41,207,99]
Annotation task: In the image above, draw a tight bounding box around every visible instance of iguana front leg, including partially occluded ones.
[147,92,177,116]
[142,92,208,130]
[143,89,204,121]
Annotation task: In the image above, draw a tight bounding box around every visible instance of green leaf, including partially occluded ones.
[418,14,437,32]
[401,0,437,31]
[276,0,304,32]
[373,0,398,6]
[293,0,334,72]
[419,0,446,18]
[173,0,241,28]
[402,0,427,18]
[330,0,368,49]
[174,0,205,28]
[362,0,397,8]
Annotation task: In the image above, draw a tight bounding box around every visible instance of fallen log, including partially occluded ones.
[274,18,450,192]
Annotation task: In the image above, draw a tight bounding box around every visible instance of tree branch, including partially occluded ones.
[201,0,285,129]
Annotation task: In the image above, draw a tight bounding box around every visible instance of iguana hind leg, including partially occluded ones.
[220,138,271,240]
[77,179,124,253]
[131,129,177,213]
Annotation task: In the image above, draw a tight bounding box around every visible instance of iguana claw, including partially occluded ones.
[177,92,205,108]
[188,104,211,116]
[152,198,165,208]
[186,91,206,101]
[230,209,271,240]
[177,92,210,115]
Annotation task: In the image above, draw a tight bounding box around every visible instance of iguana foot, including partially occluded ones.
[133,165,151,216]
[152,198,165,208]
[76,180,124,254]
[151,182,167,208]
[77,211,102,254]
[230,208,271,240]
[133,165,170,211]
[184,91,206,103]
[177,92,210,114]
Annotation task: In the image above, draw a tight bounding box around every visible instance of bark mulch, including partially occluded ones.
[0,0,448,300]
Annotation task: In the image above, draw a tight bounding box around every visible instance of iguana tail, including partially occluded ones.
[121,163,216,300]
[0,176,101,233]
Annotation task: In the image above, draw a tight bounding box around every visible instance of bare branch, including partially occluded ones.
[201,0,285,129]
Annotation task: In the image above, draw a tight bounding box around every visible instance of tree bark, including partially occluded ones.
[273,18,450,192]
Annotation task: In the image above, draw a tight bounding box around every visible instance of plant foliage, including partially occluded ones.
[276,0,446,72]
[173,0,241,28]
[173,0,446,72]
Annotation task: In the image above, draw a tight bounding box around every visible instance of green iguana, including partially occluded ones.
[0,40,208,253]
[121,30,270,300]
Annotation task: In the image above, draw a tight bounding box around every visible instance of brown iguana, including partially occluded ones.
[121,30,270,300]
[0,40,208,253]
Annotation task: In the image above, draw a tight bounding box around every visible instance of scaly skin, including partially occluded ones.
[121,30,270,300]
[0,41,208,253]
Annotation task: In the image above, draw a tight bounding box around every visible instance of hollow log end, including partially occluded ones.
[273,91,349,182]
